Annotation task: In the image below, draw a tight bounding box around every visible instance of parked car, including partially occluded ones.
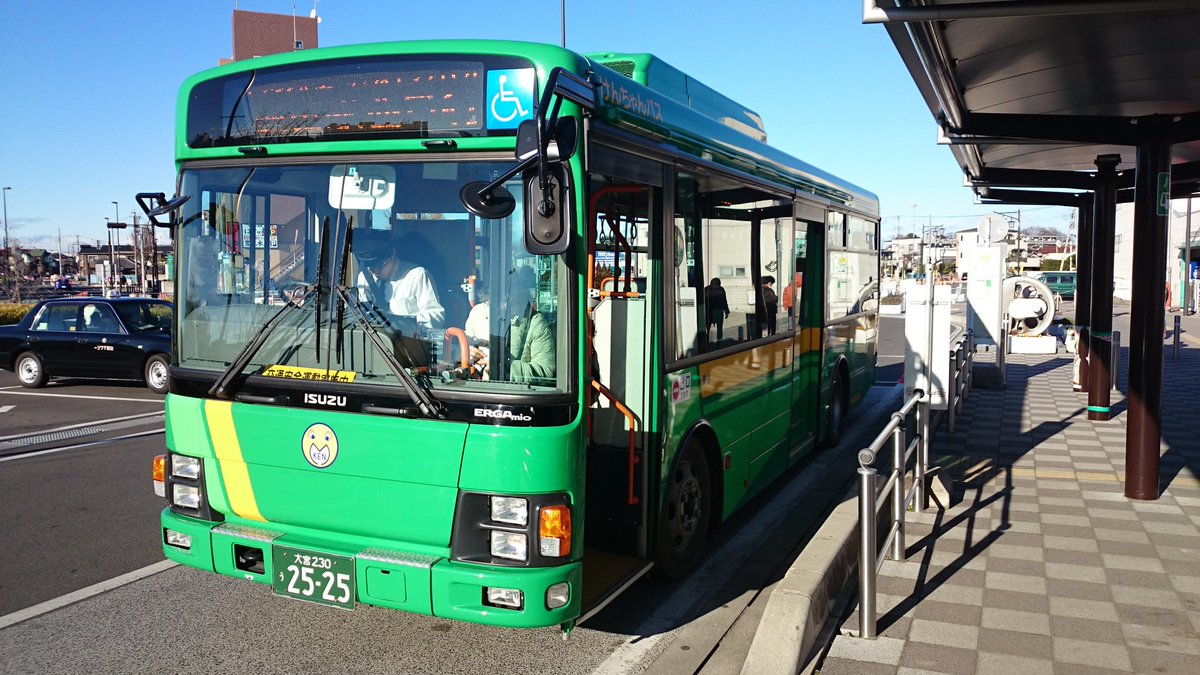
[1040,271,1077,300]
[0,297,172,393]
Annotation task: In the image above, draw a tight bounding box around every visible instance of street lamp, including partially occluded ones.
[2,186,10,278]
[112,201,120,287]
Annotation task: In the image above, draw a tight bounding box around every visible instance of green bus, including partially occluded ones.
[145,39,879,632]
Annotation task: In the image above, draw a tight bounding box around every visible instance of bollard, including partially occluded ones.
[858,466,878,639]
[1111,330,1120,391]
[1174,315,1181,360]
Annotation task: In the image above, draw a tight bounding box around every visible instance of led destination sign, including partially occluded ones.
[187,56,533,147]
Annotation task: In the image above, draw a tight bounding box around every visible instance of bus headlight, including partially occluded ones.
[489,531,527,561]
[490,496,528,526]
[172,484,202,510]
[171,454,201,480]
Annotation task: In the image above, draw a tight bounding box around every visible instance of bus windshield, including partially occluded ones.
[175,160,568,395]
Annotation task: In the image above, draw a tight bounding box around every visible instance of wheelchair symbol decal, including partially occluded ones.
[486,69,534,130]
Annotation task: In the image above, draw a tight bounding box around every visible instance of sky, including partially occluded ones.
[0,0,1074,254]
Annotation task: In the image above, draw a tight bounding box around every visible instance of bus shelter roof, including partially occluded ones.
[868,0,1200,201]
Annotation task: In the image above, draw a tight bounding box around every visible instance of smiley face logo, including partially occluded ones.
[302,423,338,469]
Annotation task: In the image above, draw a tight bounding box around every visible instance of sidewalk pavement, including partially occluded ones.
[812,309,1200,674]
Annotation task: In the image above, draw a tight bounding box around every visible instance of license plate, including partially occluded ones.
[271,545,355,609]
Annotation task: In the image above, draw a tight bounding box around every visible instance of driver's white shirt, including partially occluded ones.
[357,264,445,330]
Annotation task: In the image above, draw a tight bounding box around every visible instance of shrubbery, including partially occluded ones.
[0,303,34,325]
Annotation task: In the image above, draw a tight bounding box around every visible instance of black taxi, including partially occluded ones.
[0,296,172,393]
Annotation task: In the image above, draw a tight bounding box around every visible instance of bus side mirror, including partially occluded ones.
[524,164,572,255]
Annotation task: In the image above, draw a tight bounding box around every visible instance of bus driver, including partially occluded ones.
[353,229,445,331]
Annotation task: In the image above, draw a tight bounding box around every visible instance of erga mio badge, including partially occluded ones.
[302,423,339,468]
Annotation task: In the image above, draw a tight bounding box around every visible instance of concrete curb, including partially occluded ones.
[740,383,903,675]
[739,490,859,674]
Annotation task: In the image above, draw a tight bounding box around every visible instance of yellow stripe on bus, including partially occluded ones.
[205,400,266,522]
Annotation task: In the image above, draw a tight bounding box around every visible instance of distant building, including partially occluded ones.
[1113,199,1200,305]
[220,9,319,65]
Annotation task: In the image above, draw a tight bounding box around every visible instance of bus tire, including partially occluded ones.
[15,352,48,389]
[823,371,847,447]
[654,441,711,580]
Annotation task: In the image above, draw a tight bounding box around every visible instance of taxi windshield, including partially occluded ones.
[175,160,568,395]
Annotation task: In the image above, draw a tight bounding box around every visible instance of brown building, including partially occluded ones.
[221,9,319,65]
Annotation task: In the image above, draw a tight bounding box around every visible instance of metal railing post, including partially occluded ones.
[891,425,907,560]
[948,345,960,432]
[858,465,878,639]
[1111,330,1121,391]
[917,395,930,511]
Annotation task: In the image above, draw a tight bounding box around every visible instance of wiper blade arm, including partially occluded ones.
[208,285,317,399]
[333,285,446,419]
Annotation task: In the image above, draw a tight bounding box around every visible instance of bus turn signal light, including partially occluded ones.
[539,506,571,557]
[152,454,166,497]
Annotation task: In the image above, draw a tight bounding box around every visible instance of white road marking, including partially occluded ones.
[0,559,178,630]
[0,405,13,413]
[0,389,162,403]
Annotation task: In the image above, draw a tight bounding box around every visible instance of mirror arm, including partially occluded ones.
[136,191,190,229]
[474,154,538,204]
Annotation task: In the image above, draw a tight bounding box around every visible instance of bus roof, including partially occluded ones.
[176,39,877,218]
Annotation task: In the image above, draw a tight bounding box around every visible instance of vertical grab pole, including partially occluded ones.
[891,424,906,560]
[858,465,878,639]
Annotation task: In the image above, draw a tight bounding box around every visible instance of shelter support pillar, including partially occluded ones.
[1087,155,1120,420]
[1073,195,1095,392]
[1125,140,1172,500]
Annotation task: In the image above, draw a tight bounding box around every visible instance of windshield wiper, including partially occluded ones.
[208,285,318,399]
[332,285,446,419]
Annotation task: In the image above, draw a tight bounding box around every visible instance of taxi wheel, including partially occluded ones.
[144,354,169,394]
[16,352,48,389]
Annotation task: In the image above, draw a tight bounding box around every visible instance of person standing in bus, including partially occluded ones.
[705,277,730,341]
[354,229,445,330]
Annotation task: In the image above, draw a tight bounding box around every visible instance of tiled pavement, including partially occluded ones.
[817,310,1200,675]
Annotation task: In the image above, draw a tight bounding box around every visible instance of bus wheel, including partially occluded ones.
[654,441,711,579]
[823,372,846,447]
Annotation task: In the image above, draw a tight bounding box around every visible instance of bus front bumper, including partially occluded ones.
[159,508,581,629]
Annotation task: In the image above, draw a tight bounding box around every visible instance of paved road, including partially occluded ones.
[0,320,905,673]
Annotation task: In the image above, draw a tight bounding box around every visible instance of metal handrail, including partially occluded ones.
[855,328,976,639]
[946,329,974,433]
[856,387,927,640]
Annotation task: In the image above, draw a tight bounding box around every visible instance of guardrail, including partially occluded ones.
[856,388,927,640]
[855,327,975,639]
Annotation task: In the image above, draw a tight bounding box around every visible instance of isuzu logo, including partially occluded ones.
[304,393,347,408]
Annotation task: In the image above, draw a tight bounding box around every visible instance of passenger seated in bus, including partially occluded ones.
[468,267,555,384]
[353,229,445,330]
